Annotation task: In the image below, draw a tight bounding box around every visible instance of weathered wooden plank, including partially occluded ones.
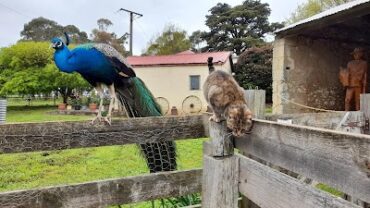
[0,169,202,208]
[202,155,239,208]
[245,90,266,119]
[208,120,233,156]
[0,115,205,153]
[235,119,370,203]
[238,154,360,208]
[360,94,370,134]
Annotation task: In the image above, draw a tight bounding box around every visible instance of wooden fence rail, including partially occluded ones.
[0,169,202,208]
[0,115,205,153]
[235,119,370,203]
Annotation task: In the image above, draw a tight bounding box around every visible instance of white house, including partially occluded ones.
[127,51,233,115]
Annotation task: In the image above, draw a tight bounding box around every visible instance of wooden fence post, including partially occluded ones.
[202,121,239,208]
[241,90,266,208]
[360,94,370,134]
[245,90,266,119]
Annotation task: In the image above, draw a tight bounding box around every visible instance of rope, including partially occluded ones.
[277,94,341,113]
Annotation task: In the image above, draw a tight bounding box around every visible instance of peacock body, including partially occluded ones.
[51,34,176,172]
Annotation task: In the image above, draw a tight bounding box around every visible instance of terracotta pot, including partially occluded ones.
[89,103,98,111]
[58,103,66,110]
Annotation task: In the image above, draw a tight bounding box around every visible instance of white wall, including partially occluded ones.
[134,60,231,115]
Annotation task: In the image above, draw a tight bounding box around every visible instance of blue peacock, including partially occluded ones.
[51,33,176,172]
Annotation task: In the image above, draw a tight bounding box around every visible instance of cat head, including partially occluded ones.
[226,104,253,137]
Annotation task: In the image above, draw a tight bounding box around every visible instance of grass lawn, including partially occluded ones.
[6,106,92,123]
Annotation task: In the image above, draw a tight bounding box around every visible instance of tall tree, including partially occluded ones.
[288,0,354,23]
[20,17,89,43]
[201,0,283,55]
[21,17,63,41]
[144,24,191,55]
[91,18,128,56]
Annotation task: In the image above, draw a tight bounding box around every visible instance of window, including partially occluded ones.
[190,75,200,90]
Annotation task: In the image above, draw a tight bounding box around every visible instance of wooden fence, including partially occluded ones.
[202,116,370,208]
[0,113,369,207]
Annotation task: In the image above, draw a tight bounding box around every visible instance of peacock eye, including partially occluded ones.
[56,42,63,47]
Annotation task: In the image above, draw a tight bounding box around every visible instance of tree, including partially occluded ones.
[288,0,353,23]
[20,17,89,43]
[144,24,191,55]
[62,25,89,44]
[234,45,273,102]
[201,0,283,55]
[0,41,90,102]
[97,18,113,31]
[21,17,63,41]
[189,30,206,52]
[91,18,128,56]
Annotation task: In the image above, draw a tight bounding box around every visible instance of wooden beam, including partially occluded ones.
[235,119,370,203]
[0,169,202,208]
[0,115,205,153]
[238,154,360,208]
[202,122,239,208]
[202,155,239,208]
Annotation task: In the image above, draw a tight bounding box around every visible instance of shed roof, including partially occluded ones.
[127,51,232,67]
[276,0,370,36]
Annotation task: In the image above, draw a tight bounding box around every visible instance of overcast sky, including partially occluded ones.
[0,0,305,55]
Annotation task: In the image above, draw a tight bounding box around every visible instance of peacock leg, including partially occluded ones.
[104,84,116,125]
[91,84,104,124]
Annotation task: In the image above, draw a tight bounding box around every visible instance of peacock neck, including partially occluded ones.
[54,47,75,73]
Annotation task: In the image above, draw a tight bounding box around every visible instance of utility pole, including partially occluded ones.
[118,8,143,56]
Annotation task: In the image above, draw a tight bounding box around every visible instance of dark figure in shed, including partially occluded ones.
[342,48,368,111]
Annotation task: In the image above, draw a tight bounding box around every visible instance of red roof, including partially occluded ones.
[127,51,232,67]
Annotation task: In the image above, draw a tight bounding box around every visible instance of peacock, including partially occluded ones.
[51,33,176,173]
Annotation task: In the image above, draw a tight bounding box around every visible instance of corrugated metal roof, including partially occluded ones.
[127,51,232,67]
[276,0,370,34]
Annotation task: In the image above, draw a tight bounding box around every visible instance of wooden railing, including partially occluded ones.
[0,114,369,207]
[0,116,205,207]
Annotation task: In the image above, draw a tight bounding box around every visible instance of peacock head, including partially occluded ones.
[50,37,65,50]
[51,32,70,50]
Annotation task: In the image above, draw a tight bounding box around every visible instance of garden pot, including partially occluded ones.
[58,103,66,110]
[89,103,98,111]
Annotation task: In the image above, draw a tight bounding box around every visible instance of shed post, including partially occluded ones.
[360,94,370,134]
[202,121,239,208]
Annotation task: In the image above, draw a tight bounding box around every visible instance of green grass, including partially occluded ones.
[0,139,204,192]
[316,183,343,197]
[6,97,62,107]
[6,106,91,123]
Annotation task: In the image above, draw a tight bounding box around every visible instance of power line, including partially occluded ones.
[0,1,31,19]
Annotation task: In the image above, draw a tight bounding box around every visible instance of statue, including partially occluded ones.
[340,48,368,111]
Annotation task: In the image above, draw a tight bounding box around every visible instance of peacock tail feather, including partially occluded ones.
[131,77,162,116]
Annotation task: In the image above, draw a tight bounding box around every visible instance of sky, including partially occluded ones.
[0,0,305,55]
